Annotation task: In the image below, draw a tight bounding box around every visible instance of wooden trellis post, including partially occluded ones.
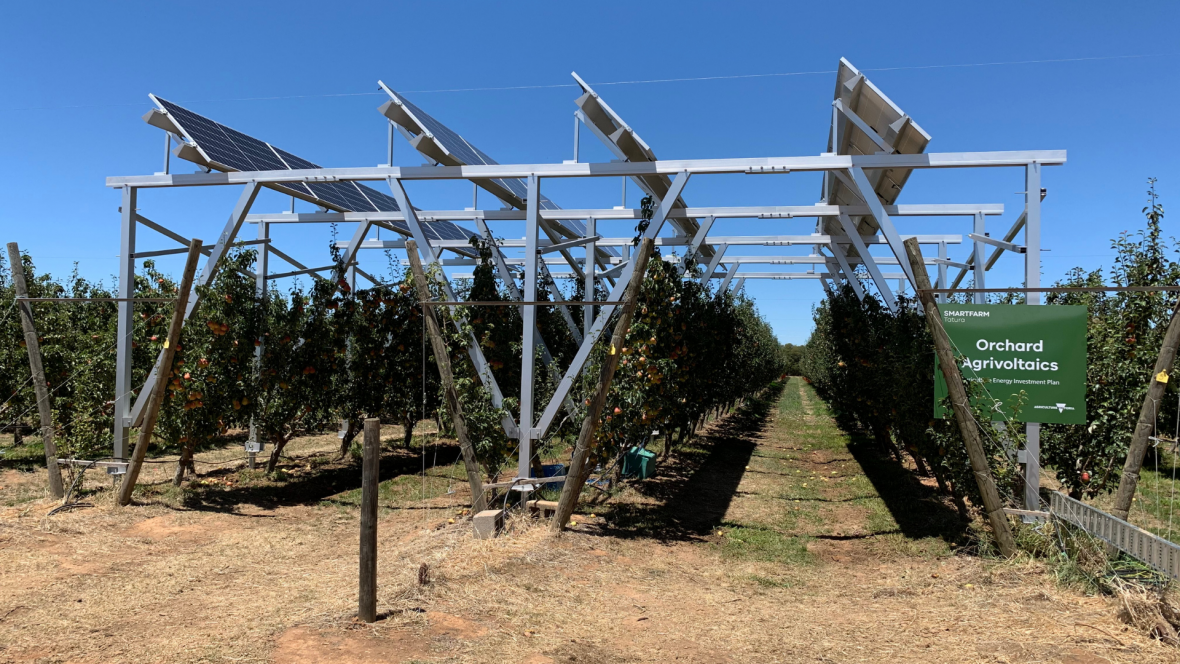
[904,237,1016,557]
[117,239,202,506]
[552,237,655,531]
[7,242,64,498]
[404,239,488,513]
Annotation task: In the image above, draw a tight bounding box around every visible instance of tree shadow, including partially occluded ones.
[844,429,968,543]
[143,442,463,514]
[596,387,780,542]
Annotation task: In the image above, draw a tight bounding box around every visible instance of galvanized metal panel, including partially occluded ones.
[1050,491,1180,579]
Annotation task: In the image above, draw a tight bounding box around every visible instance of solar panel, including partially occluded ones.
[148,96,482,247]
[378,82,610,259]
[570,73,712,259]
[821,59,931,241]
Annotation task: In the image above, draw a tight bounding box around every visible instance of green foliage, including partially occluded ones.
[1042,179,1180,497]
[800,284,1019,507]
[780,343,804,376]
[591,228,786,465]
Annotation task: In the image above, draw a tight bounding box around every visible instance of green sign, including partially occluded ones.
[933,304,1087,424]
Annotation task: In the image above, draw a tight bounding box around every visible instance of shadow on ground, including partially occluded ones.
[142,442,463,514]
[844,430,968,543]
[598,385,781,542]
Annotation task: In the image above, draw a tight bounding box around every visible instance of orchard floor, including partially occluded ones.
[1,377,1175,663]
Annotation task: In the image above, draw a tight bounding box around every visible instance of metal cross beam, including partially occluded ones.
[106,150,1066,189]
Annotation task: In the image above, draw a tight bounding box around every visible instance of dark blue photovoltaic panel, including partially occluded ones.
[359,185,401,212]
[155,97,481,243]
[396,95,562,212]
[157,98,254,171]
[277,182,314,198]
[391,90,612,255]
[218,124,288,172]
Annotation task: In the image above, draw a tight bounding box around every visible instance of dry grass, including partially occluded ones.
[1,382,1177,662]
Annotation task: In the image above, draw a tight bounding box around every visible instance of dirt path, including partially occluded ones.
[0,379,1174,662]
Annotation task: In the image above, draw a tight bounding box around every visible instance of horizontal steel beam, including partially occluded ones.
[108,151,1065,188]
[451,271,909,281]
[539,235,601,254]
[245,203,1003,224]
[130,238,269,259]
[717,255,938,266]
[337,234,964,251]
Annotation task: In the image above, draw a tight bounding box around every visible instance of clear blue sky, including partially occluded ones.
[2,1,1177,344]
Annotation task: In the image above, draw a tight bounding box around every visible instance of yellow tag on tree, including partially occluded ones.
[163,339,170,349]
[610,344,617,355]
[1157,370,1169,384]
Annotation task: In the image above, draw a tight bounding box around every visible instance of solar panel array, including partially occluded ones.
[391,93,561,211]
[381,85,619,257]
[150,96,474,242]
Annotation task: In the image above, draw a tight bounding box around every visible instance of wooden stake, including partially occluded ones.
[404,240,487,513]
[1111,297,1180,522]
[6,242,64,498]
[551,238,655,531]
[358,417,380,623]
[903,237,1017,557]
[116,240,202,506]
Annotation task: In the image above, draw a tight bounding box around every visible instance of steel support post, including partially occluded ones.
[247,221,269,468]
[386,121,394,166]
[128,184,262,427]
[835,213,897,311]
[937,241,948,304]
[700,244,729,286]
[681,215,715,274]
[719,267,738,293]
[573,113,580,163]
[113,187,137,460]
[584,217,595,341]
[827,238,865,300]
[519,174,541,479]
[973,212,986,304]
[342,220,372,286]
[1024,162,1043,514]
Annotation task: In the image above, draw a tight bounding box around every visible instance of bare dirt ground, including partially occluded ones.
[0,378,1175,663]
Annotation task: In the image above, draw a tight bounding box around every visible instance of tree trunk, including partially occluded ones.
[266,436,290,474]
[338,419,360,458]
[908,448,931,477]
[872,423,901,462]
[173,445,195,486]
[1111,296,1180,522]
[949,482,970,521]
[903,237,1016,557]
[402,418,415,448]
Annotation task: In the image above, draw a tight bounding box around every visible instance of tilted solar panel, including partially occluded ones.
[378,82,610,264]
[147,95,483,248]
[820,59,932,243]
[569,72,713,260]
